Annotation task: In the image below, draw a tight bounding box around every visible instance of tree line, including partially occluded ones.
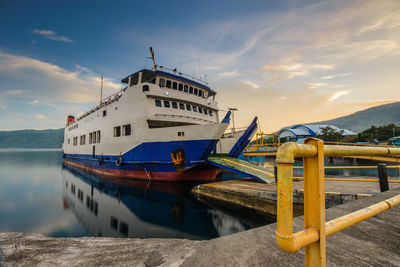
[317,124,400,143]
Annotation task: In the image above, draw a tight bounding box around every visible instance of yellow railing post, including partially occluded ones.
[303,138,326,266]
[275,141,400,266]
[276,161,294,239]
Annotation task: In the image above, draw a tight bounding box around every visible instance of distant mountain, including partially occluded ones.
[308,102,400,132]
[0,128,64,148]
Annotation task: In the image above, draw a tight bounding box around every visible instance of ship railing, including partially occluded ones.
[275,138,400,266]
[100,86,126,107]
[77,86,127,121]
[157,65,209,86]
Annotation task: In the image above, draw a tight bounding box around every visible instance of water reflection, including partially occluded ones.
[0,149,263,239]
[62,165,252,239]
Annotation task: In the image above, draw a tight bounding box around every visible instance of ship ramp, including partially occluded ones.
[207,156,275,183]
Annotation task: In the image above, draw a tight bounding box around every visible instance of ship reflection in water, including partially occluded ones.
[62,165,252,240]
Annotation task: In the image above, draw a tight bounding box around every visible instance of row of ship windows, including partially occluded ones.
[68,124,132,145]
[159,78,206,98]
[154,99,214,116]
[69,131,101,146]
[113,124,131,137]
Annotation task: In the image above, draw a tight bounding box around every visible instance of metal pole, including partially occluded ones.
[228,108,238,133]
[100,75,103,107]
[303,138,326,267]
[232,111,235,132]
[377,163,389,192]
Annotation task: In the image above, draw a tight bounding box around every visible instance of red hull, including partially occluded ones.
[64,159,222,182]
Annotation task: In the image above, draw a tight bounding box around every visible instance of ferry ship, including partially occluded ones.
[63,49,256,182]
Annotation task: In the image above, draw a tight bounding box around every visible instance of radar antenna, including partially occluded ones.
[147,47,157,70]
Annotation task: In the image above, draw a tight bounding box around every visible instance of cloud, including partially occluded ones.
[329,90,351,102]
[262,62,335,81]
[0,52,121,103]
[217,71,240,78]
[0,96,6,110]
[34,113,46,120]
[5,89,23,95]
[241,80,259,89]
[321,73,351,80]
[33,29,74,43]
[308,83,327,89]
[30,99,39,105]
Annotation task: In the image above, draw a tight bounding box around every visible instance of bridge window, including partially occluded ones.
[186,104,191,111]
[142,85,149,92]
[204,109,208,115]
[198,90,203,97]
[68,138,70,144]
[103,110,107,117]
[178,83,183,91]
[209,110,213,116]
[198,107,203,114]
[164,100,170,108]
[141,71,156,84]
[97,131,101,143]
[159,78,165,87]
[172,82,177,90]
[178,131,185,136]
[129,75,138,86]
[155,99,162,107]
[194,88,198,95]
[179,103,185,110]
[193,106,197,112]
[189,86,193,94]
[114,126,121,137]
[123,124,131,136]
[172,102,178,109]
[184,85,188,92]
[166,80,172,88]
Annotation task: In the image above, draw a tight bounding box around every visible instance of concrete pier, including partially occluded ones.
[1,189,400,266]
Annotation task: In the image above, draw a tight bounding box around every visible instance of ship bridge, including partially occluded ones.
[121,68,220,129]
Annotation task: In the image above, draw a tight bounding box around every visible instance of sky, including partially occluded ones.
[0,0,399,132]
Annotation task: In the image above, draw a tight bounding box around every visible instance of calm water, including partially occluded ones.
[0,149,271,239]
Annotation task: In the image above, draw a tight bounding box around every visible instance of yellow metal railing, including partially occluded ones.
[246,140,400,153]
[291,164,400,183]
[275,138,400,266]
[293,177,400,183]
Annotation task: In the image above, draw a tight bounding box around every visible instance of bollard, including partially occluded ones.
[274,165,277,183]
[377,163,389,192]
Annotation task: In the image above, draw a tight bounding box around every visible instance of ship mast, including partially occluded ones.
[147,47,157,70]
[100,74,103,107]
